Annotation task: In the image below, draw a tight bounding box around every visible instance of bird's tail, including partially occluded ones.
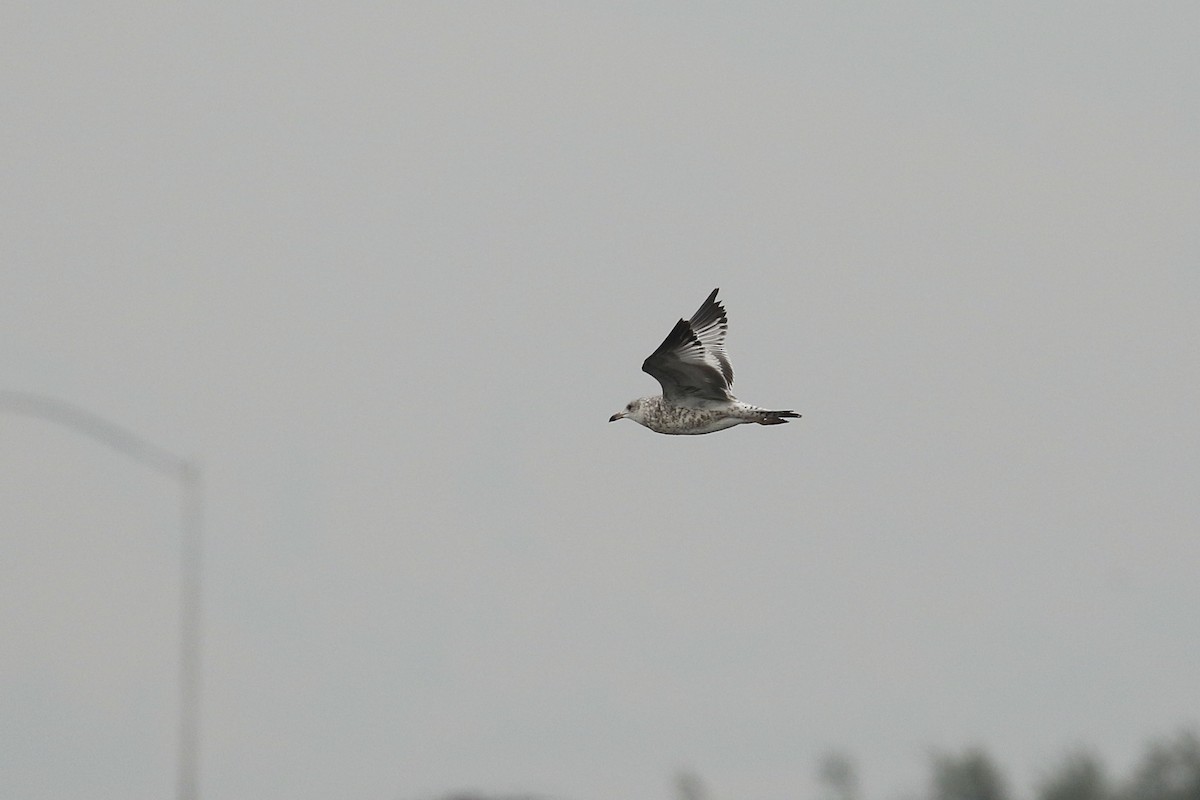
[756,409,801,426]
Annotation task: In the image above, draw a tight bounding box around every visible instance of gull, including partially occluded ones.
[609,288,800,435]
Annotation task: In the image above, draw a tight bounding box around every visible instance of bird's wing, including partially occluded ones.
[642,288,735,404]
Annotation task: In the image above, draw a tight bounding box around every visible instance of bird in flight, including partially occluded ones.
[609,288,800,435]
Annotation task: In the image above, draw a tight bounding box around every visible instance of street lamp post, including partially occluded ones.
[0,391,203,800]
[177,459,202,800]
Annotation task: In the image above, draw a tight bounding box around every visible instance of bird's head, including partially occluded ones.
[609,397,646,424]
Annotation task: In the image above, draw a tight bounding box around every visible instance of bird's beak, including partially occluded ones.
[609,412,624,422]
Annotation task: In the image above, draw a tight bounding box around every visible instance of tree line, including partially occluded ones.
[431,728,1200,800]
[813,729,1200,800]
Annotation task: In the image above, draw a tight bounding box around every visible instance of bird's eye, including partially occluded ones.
[627,403,634,411]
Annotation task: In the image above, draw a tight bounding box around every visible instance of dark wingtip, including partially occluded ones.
[691,288,727,327]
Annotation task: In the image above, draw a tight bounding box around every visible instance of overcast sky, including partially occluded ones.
[2,4,1198,800]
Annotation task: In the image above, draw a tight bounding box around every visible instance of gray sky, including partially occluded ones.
[2,4,1198,800]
